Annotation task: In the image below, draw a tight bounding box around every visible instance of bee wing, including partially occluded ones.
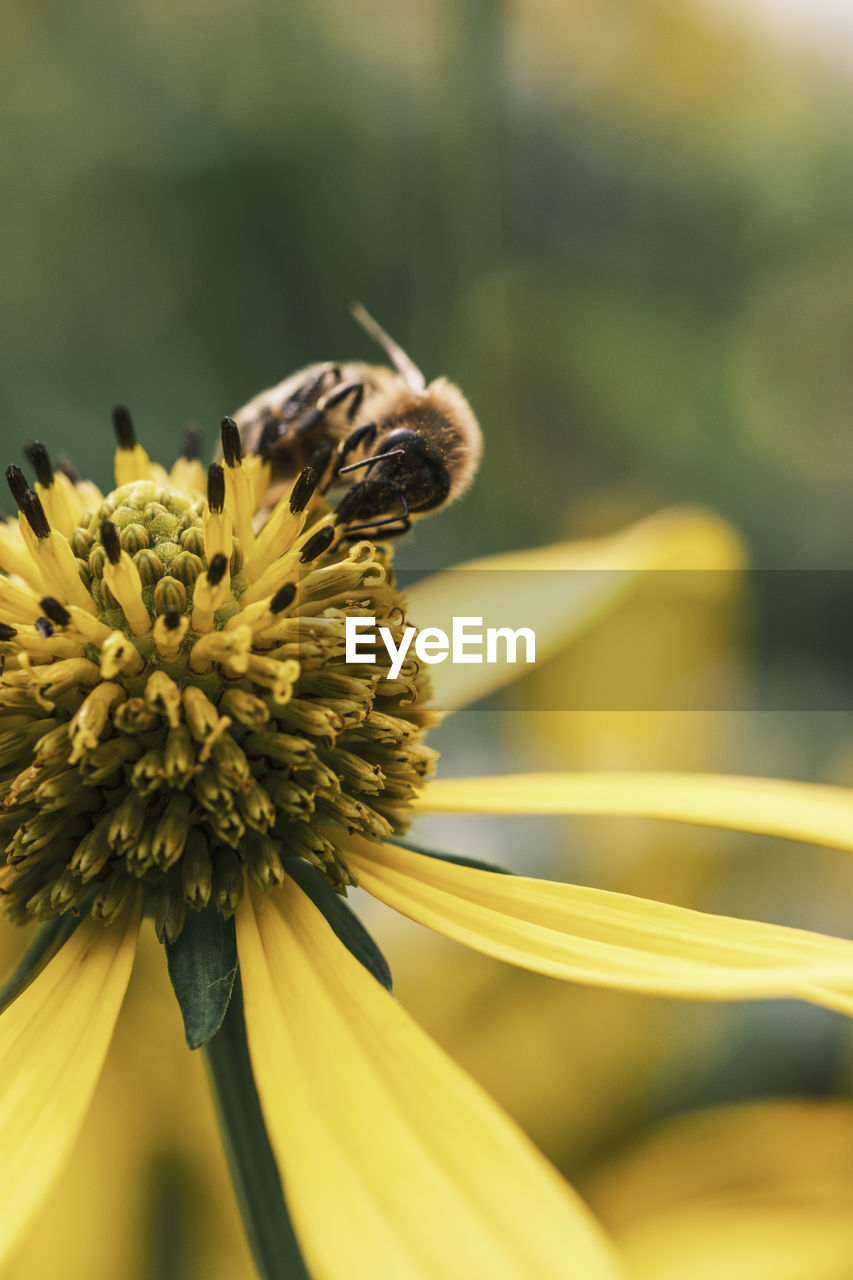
[350,303,427,396]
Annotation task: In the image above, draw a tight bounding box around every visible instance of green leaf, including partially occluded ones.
[285,857,393,991]
[0,912,84,1014]
[390,837,512,876]
[205,977,311,1280]
[165,905,238,1049]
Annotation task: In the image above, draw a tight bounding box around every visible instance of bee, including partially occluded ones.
[233,305,482,538]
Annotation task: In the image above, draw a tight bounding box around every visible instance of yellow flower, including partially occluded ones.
[2,416,852,1279]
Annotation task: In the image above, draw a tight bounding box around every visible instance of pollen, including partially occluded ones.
[0,419,438,941]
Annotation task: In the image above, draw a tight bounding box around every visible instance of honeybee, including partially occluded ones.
[233,305,482,538]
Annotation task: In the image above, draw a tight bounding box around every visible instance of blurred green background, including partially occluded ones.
[5,0,853,572]
[5,1,853,1276]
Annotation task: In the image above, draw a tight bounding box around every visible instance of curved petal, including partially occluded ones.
[0,903,140,1267]
[405,508,742,712]
[236,879,625,1280]
[415,772,853,852]
[344,840,853,1011]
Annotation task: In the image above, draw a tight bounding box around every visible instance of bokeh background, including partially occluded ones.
[4,1,853,1276]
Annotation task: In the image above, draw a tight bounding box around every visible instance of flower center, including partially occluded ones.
[0,428,437,941]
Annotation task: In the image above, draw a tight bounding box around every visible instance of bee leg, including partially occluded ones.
[281,364,340,422]
[321,379,365,421]
[307,440,335,486]
[321,422,378,493]
[341,491,412,541]
[255,417,283,459]
[293,379,365,438]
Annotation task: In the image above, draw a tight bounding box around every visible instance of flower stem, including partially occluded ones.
[204,976,310,1280]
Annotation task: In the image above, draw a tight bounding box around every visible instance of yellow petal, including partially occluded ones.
[344,840,853,1009]
[0,904,140,1267]
[236,879,625,1280]
[416,771,853,851]
[589,1101,853,1280]
[405,508,742,712]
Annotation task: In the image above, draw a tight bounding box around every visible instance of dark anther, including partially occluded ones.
[207,552,228,586]
[112,404,136,450]
[299,525,335,564]
[41,597,71,627]
[5,466,30,509]
[101,520,122,565]
[289,467,317,515]
[163,606,182,631]
[207,463,225,514]
[34,617,54,639]
[220,417,243,468]
[22,492,50,539]
[180,424,202,461]
[23,442,54,488]
[270,582,296,614]
[56,455,82,483]
[0,623,17,641]
[256,418,281,459]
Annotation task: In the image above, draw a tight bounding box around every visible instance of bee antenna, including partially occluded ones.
[349,303,426,396]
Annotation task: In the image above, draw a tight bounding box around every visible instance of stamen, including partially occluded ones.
[100,520,152,634]
[141,673,181,732]
[243,476,311,581]
[100,630,146,679]
[29,657,100,710]
[40,597,71,627]
[190,552,230,632]
[299,524,336,564]
[112,405,152,486]
[63,604,115,646]
[68,682,125,763]
[22,443,78,539]
[112,404,136,450]
[170,425,206,495]
[220,417,243,467]
[220,417,255,550]
[25,505,97,615]
[240,513,337,606]
[183,685,232,755]
[203,464,233,564]
[152,609,189,659]
[5,466,29,508]
[290,466,318,514]
[21,491,50,539]
[23,442,53,488]
[0,579,42,625]
[189,624,253,675]
[180,424,201,461]
[0,520,43,587]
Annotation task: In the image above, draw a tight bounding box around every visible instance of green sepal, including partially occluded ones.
[390,837,512,876]
[165,905,238,1049]
[0,912,83,1014]
[285,857,393,992]
[205,977,311,1280]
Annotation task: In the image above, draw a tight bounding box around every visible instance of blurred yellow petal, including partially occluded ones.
[588,1101,853,1280]
[346,840,853,1007]
[406,508,741,712]
[236,878,625,1280]
[0,905,139,1268]
[416,772,853,851]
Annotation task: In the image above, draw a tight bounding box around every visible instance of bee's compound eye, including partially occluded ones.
[380,428,418,452]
